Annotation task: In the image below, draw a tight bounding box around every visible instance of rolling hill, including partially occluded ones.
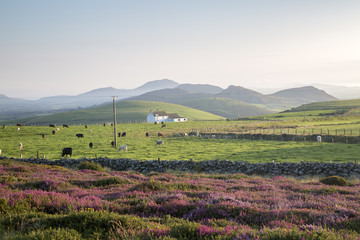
[290,98,360,112]
[2,101,225,125]
[180,97,274,119]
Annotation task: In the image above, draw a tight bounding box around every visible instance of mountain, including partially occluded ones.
[270,86,338,103]
[134,79,179,91]
[311,83,360,100]
[216,85,284,104]
[2,101,225,125]
[36,79,180,109]
[0,80,339,122]
[181,97,274,119]
[176,84,223,94]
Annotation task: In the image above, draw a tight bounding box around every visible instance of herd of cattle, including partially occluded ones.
[3,123,169,158]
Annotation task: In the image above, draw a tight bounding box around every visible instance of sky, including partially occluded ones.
[1,0,360,99]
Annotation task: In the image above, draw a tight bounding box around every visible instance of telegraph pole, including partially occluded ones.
[112,96,117,147]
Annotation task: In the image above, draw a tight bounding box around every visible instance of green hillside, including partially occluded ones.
[289,98,360,112]
[182,97,275,119]
[3,101,225,125]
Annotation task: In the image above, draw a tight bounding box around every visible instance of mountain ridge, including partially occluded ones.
[0,79,340,121]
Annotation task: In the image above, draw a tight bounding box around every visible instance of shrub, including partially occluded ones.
[22,227,83,240]
[319,176,349,186]
[91,177,130,187]
[132,178,166,192]
[78,161,105,172]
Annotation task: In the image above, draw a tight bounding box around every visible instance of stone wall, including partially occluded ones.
[2,156,360,178]
[198,133,360,144]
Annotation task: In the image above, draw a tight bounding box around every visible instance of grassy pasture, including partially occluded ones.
[1,121,360,163]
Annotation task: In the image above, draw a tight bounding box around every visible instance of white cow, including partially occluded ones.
[17,127,20,132]
[0,149,2,156]
[117,145,128,152]
[156,140,164,146]
[19,142,23,150]
[317,135,322,143]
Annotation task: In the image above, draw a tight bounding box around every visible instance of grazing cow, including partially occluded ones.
[103,123,106,127]
[49,124,56,128]
[0,149,2,156]
[17,124,22,127]
[89,142,93,148]
[52,130,56,135]
[56,128,60,132]
[42,134,46,139]
[161,124,166,128]
[111,141,115,147]
[63,124,69,128]
[145,132,149,137]
[117,145,128,152]
[158,133,164,137]
[85,125,88,129]
[17,128,20,132]
[76,133,84,138]
[121,132,126,137]
[156,140,164,146]
[3,125,6,129]
[19,142,23,150]
[61,147,72,157]
[184,133,188,137]
[317,135,322,143]
[118,132,121,137]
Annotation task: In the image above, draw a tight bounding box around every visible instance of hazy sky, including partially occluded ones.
[1,0,360,99]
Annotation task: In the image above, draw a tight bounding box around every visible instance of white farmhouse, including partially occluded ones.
[147,110,187,123]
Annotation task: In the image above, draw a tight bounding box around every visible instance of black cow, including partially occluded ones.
[118,132,121,137]
[76,133,84,138]
[85,125,88,129]
[111,141,115,147]
[63,124,69,128]
[158,132,164,137]
[17,123,22,127]
[89,142,93,148]
[49,124,56,128]
[121,132,126,137]
[146,132,149,137]
[52,130,55,135]
[62,147,72,157]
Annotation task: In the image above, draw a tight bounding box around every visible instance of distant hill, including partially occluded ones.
[0,79,339,121]
[176,84,223,94]
[36,79,180,109]
[290,98,360,112]
[270,86,338,103]
[0,79,180,121]
[2,101,225,125]
[216,85,284,104]
[312,83,360,100]
[128,84,337,118]
[181,97,274,119]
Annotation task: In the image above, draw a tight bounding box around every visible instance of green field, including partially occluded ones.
[2,97,360,163]
[1,120,360,163]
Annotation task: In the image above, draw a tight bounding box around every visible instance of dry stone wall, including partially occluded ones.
[2,156,360,178]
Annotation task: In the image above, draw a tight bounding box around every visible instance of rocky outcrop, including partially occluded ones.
[2,156,360,178]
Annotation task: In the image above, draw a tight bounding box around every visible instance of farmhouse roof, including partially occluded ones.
[152,111,182,118]
[152,111,167,116]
